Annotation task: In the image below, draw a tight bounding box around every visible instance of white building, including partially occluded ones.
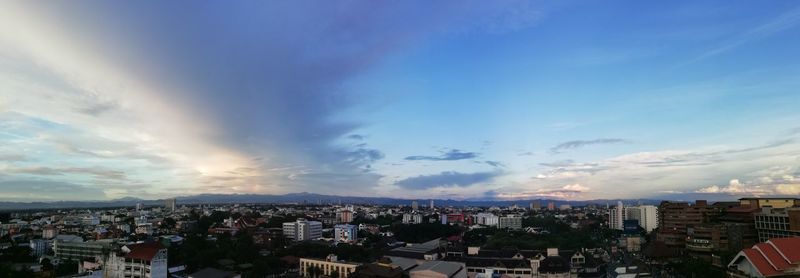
[625,205,658,233]
[105,242,168,278]
[609,201,625,230]
[498,216,522,230]
[283,219,322,241]
[473,213,499,226]
[402,213,423,224]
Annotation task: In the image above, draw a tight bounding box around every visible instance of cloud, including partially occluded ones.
[494,184,590,200]
[484,160,505,168]
[0,180,107,201]
[685,6,800,65]
[8,166,127,180]
[395,171,500,190]
[694,166,800,197]
[0,154,26,162]
[405,149,479,161]
[549,138,629,154]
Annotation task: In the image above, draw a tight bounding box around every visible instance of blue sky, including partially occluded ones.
[1,1,799,201]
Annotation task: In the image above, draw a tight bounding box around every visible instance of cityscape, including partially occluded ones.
[2,1,800,278]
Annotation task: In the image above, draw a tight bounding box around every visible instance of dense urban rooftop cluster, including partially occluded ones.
[0,197,798,278]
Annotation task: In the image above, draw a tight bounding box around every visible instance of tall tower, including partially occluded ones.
[430,199,434,209]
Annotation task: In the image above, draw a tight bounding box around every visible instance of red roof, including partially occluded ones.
[754,243,790,270]
[733,237,800,277]
[125,242,164,261]
[769,237,800,263]
[742,249,780,276]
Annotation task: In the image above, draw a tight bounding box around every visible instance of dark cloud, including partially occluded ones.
[395,171,500,190]
[77,100,118,116]
[405,149,479,161]
[347,134,366,140]
[550,138,629,154]
[484,160,505,168]
[22,1,544,194]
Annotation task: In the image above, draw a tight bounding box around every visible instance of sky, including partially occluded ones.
[1,1,800,202]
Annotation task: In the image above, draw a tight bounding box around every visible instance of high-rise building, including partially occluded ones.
[336,209,354,223]
[609,201,625,230]
[498,216,522,230]
[411,201,419,211]
[625,205,659,233]
[164,198,176,212]
[430,200,434,209]
[136,203,143,211]
[531,201,541,210]
[283,219,323,241]
[334,224,358,243]
[547,202,555,211]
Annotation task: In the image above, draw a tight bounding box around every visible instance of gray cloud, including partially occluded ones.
[484,160,505,168]
[9,167,127,180]
[405,149,479,161]
[395,171,500,190]
[0,180,107,201]
[550,138,629,154]
[0,154,26,162]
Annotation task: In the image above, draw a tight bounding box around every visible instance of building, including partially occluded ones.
[53,238,113,260]
[136,203,143,211]
[283,219,323,241]
[473,213,498,226]
[726,237,800,278]
[334,224,358,243]
[337,210,354,223]
[754,207,800,242]
[300,255,360,278]
[402,213,423,224]
[412,201,419,211]
[558,204,571,211]
[42,225,57,239]
[625,205,659,233]
[30,239,51,258]
[409,261,467,278]
[531,201,541,211]
[609,201,625,230]
[164,198,176,212]
[657,200,718,251]
[498,216,522,230]
[547,202,555,211]
[386,238,442,261]
[353,257,406,278]
[739,198,800,209]
[430,200,435,209]
[105,242,168,278]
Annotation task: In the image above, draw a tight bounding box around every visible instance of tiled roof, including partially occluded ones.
[125,242,164,261]
[769,237,800,263]
[730,237,800,277]
[742,249,780,277]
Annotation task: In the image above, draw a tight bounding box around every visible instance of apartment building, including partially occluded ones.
[283,219,323,241]
[754,207,800,242]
